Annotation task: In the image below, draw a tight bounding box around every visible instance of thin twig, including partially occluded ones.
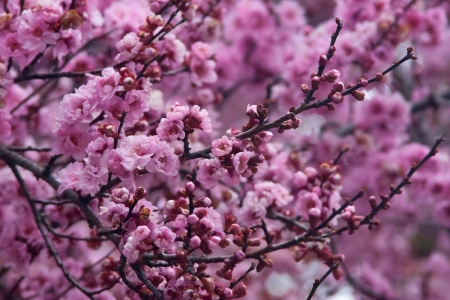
[229,262,256,289]
[306,261,340,300]
[184,50,415,161]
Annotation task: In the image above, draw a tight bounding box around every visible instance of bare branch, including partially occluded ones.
[306,261,340,300]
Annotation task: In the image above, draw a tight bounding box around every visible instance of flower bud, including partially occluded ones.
[188,214,199,224]
[311,76,321,90]
[352,90,365,101]
[318,54,328,68]
[189,236,201,248]
[332,82,345,93]
[358,78,368,87]
[331,92,344,103]
[234,250,246,262]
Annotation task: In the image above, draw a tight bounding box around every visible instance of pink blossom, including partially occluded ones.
[116,32,143,62]
[190,59,218,86]
[111,187,131,203]
[160,35,187,65]
[53,123,93,160]
[145,141,180,177]
[58,91,97,124]
[191,42,213,61]
[53,29,82,62]
[156,119,185,141]
[212,136,233,157]
[186,105,212,132]
[124,89,150,124]
[167,102,190,121]
[233,151,252,175]
[116,135,159,171]
[56,161,107,196]
[92,68,124,101]
[153,226,176,250]
[294,192,322,220]
[122,225,152,263]
[17,10,60,53]
[197,158,225,189]
[98,202,129,229]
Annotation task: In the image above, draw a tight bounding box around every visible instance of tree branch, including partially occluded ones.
[306,261,340,300]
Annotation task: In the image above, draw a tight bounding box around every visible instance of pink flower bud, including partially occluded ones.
[293,171,308,188]
[165,200,176,210]
[331,92,344,103]
[305,167,317,179]
[358,78,368,87]
[223,288,233,298]
[185,181,196,193]
[308,207,321,218]
[319,54,328,67]
[234,250,246,262]
[112,187,130,203]
[301,84,310,94]
[375,72,384,81]
[352,90,365,101]
[332,82,345,93]
[228,223,241,234]
[311,76,321,90]
[323,69,340,83]
[312,186,322,196]
[342,211,352,221]
[190,236,201,248]
[188,214,199,224]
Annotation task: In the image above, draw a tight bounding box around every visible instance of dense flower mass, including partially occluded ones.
[1,0,450,299]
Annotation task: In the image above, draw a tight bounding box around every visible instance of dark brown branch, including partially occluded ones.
[43,154,62,177]
[306,261,340,300]
[7,146,52,153]
[229,262,256,289]
[8,163,96,300]
[130,262,164,300]
[360,135,444,226]
[267,211,309,231]
[14,61,128,83]
[332,146,350,166]
[31,198,72,205]
[0,145,120,246]
[10,80,53,114]
[118,256,150,300]
[42,220,108,242]
[303,18,343,105]
[315,190,364,232]
[145,3,186,46]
